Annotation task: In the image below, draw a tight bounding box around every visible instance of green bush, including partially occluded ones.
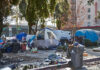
[84,39,98,47]
[23,66,28,70]
[57,46,67,51]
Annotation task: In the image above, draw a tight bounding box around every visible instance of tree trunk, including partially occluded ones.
[29,23,32,34]
[35,23,37,34]
[0,18,3,36]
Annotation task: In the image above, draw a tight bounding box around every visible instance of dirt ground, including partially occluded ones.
[0,50,56,68]
[1,49,100,70]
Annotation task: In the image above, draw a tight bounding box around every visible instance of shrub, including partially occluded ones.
[23,66,28,70]
[84,39,98,47]
[57,46,67,51]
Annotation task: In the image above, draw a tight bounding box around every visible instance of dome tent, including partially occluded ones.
[75,29,99,42]
[34,28,59,49]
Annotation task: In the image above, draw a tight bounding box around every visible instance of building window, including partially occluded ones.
[88,8,91,12]
[88,15,91,19]
[88,22,90,26]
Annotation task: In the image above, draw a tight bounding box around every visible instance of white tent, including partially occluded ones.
[34,28,59,49]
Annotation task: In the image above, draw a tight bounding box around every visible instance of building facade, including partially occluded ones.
[67,0,99,28]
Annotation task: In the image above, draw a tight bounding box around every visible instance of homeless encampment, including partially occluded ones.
[34,28,59,49]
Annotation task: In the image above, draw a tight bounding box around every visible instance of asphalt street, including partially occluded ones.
[85,47,100,56]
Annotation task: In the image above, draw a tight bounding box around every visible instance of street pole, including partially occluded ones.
[71,0,77,43]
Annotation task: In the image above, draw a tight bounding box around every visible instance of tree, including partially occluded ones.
[98,11,100,19]
[55,0,69,29]
[0,0,20,36]
[0,1,8,36]
[56,19,61,29]
[88,0,94,5]
[25,0,56,34]
[19,0,27,17]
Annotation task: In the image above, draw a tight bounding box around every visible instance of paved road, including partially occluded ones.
[59,67,87,70]
[85,48,100,56]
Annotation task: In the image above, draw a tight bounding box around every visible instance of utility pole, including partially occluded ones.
[70,0,77,42]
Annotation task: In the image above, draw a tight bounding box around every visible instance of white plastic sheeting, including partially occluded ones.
[53,30,71,40]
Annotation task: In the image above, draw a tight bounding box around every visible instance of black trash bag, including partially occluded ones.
[12,43,20,53]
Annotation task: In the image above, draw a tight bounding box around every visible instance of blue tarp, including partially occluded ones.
[16,32,27,41]
[0,39,4,48]
[75,29,98,42]
[0,39,3,43]
[28,35,36,43]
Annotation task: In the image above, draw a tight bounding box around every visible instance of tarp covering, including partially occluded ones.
[16,32,27,41]
[75,29,99,42]
[0,39,4,48]
[26,35,35,42]
[28,35,36,43]
[53,30,71,40]
[0,39,3,44]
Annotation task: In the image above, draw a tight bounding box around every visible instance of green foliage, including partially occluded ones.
[57,46,67,51]
[0,0,12,36]
[55,0,69,29]
[49,0,56,15]
[87,0,94,5]
[56,19,61,29]
[19,0,27,17]
[22,0,56,23]
[26,0,37,24]
[10,0,20,5]
[84,39,98,47]
[36,0,49,18]
[98,11,100,19]
[23,66,28,70]
[0,0,57,35]
[0,0,11,17]
[55,0,69,19]
[40,19,45,29]
[25,0,56,34]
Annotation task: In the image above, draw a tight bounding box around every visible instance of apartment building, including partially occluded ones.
[67,0,99,28]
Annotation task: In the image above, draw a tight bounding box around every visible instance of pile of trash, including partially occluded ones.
[43,54,67,65]
[0,52,68,70]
